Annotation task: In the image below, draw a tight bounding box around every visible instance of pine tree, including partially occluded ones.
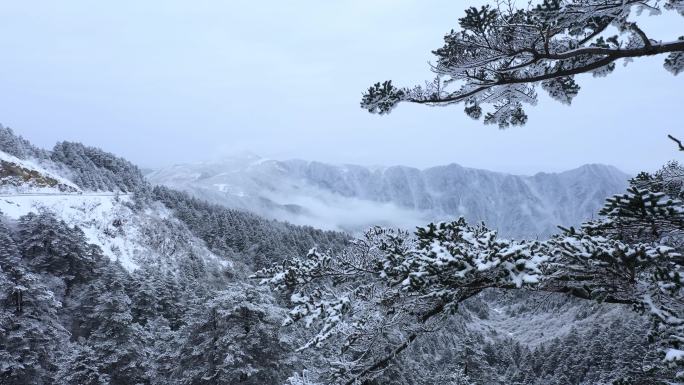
[86,262,148,385]
[0,214,66,385]
[174,284,289,385]
[17,211,103,287]
[56,343,109,385]
[130,266,160,326]
[158,269,184,330]
[433,366,475,385]
[0,271,66,385]
[0,126,48,159]
[145,316,179,385]
[582,185,684,243]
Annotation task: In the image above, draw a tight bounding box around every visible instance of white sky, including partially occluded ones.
[0,0,682,174]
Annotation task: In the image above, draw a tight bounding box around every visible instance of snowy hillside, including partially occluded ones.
[0,130,353,385]
[148,155,630,237]
[0,193,230,271]
[0,127,668,385]
[0,152,229,274]
[0,151,79,194]
[0,144,346,274]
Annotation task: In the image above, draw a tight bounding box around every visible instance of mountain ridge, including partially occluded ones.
[147,155,630,237]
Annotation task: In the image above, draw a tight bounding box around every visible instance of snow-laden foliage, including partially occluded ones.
[17,211,102,286]
[256,227,458,384]
[665,37,684,75]
[0,214,75,385]
[384,219,548,291]
[0,125,49,160]
[285,371,321,385]
[257,163,684,384]
[170,285,290,385]
[56,343,109,385]
[361,0,684,126]
[51,141,149,194]
[0,207,303,385]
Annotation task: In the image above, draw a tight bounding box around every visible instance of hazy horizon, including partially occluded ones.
[144,149,636,177]
[0,125,635,177]
[1,0,682,175]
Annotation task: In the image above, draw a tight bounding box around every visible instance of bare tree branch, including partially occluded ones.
[668,134,684,151]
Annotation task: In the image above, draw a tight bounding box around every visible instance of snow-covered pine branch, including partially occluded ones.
[361,0,684,127]
[256,163,684,384]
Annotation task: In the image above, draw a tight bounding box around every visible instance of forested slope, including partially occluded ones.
[0,125,670,385]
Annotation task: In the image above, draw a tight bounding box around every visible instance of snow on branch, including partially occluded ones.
[361,0,684,127]
[256,168,684,384]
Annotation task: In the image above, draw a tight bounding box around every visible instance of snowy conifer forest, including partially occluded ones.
[1,0,683,384]
[1,124,683,384]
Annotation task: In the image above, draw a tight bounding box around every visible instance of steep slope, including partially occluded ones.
[148,156,630,237]
[0,129,350,385]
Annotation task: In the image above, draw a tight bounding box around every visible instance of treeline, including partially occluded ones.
[51,141,148,193]
[0,125,50,160]
[0,126,148,193]
[152,185,349,269]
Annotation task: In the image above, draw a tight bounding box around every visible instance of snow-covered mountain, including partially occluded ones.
[0,127,660,385]
[147,155,630,237]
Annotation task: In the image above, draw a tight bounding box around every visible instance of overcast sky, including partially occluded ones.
[0,0,681,174]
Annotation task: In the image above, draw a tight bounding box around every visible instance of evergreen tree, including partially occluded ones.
[0,213,66,384]
[86,262,148,385]
[0,126,48,159]
[56,343,110,385]
[145,317,179,385]
[0,270,66,385]
[582,184,684,243]
[361,0,684,125]
[174,284,289,385]
[129,266,160,326]
[17,211,103,287]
